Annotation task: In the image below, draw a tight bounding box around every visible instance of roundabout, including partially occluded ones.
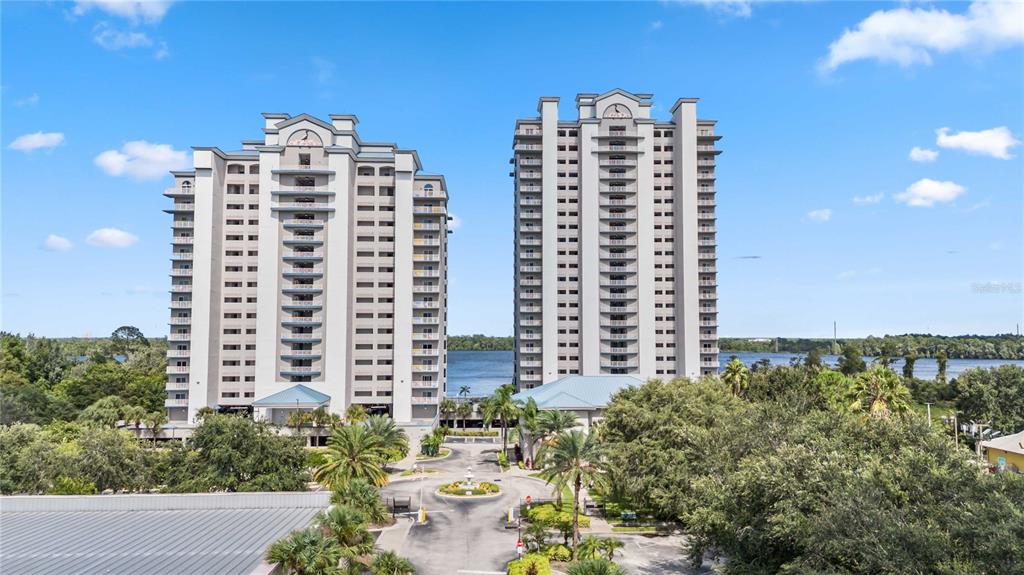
[435,466,502,498]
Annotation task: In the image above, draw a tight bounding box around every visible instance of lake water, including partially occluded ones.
[446,350,1024,397]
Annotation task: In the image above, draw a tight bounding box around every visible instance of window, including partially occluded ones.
[299,154,311,166]
[181,181,192,193]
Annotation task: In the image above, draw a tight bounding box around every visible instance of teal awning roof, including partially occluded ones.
[252,384,331,408]
[512,375,642,410]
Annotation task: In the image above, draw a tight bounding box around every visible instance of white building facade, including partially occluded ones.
[165,113,449,425]
[512,90,719,389]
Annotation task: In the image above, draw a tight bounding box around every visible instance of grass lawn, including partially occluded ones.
[399,467,438,477]
[911,402,955,421]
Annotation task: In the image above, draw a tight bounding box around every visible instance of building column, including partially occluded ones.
[540,98,560,384]
[324,152,353,417]
[392,152,416,423]
[578,120,601,376]
[671,99,701,378]
[635,121,657,381]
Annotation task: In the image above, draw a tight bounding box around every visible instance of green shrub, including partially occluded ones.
[541,544,571,562]
[446,430,499,437]
[439,481,500,496]
[507,553,551,575]
[527,503,590,529]
[497,451,510,470]
[304,448,328,469]
[46,476,97,495]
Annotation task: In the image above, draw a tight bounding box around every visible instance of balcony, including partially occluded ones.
[414,223,441,231]
[282,316,323,325]
[413,332,440,340]
[519,292,541,300]
[600,198,634,207]
[411,396,440,405]
[413,254,441,263]
[519,238,542,246]
[281,367,321,376]
[283,218,324,228]
[518,171,542,180]
[603,361,638,369]
[519,225,541,233]
[413,300,440,309]
[520,278,542,286]
[412,285,440,293]
[281,350,322,360]
[414,206,446,215]
[414,188,447,199]
[520,265,542,273]
[168,317,191,325]
[601,346,638,354]
[412,364,438,372]
[273,165,334,175]
[170,268,193,277]
[413,270,440,278]
[604,319,637,327]
[284,252,323,262]
[702,347,720,354]
[520,333,542,341]
[699,225,717,233]
[600,211,634,221]
[518,159,542,166]
[272,202,334,212]
[698,172,715,180]
[282,300,323,310]
[166,366,189,374]
[700,320,717,327]
[600,158,637,167]
[600,225,636,233]
[604,333,637,341]
[164,186,194,197]
[282,333,322,342]
[601,305,637,313]
[172,236,194,244]
[163,203,195,213]
[600,237,637,247]
[519,252,540,260]
[167,333,190,341]
[165,398,189,407]
[519,347,541,354]
[519,373,542,381]
[701,305,718,313]
[171,252,194,261]
[519,211,541,220]
[698,159,716,167]
[171,221,195,229]
[520,360,542,368]
[284,267,324,277]
[600,265,637,274]
[518,185,542,193]
[169,300,192,309]
[601,277,638,286]
[412,380,439,389]
[414,238,441,246]
[520,319,542,327]
[166,350,190,358]
[412,348,440,356]
[412,317,440,325]
[165,381,189,390]
[273,186,333,196]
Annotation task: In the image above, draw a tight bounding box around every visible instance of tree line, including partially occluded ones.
[447,334,514,351]
[720,333,1024,359]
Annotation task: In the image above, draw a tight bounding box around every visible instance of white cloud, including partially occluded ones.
[448,213,462,231]
[650,20,664,31]
[820,1,1024,72]
[909,146,939,163]
[15,93,39,108]
[94,140,189,179]
[93,23,152,50]
[154,41,169,60]
[852,193,884,205]
[936,126,1020,159]
[86,228,138,248]
[73,1,173,24]
[678,0,754,18]
[8,131,65,152]
[895,178,966,207]
[807,208,832,222]
[312,57,335,85]
[44,234,74,251]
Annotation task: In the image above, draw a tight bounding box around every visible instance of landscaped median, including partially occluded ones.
[437,480,501,497]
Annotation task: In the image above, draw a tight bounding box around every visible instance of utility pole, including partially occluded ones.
[925,403,933,427]
[953,412,958,450]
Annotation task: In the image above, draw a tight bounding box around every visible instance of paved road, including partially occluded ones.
[380,444,553,575]
[380,443,713,575]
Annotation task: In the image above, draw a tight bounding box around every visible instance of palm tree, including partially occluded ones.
[266,528,343,575]
[458,385,472,400]
[520,397,540,464]
[362,415,409,464]
[314,424,388,488]
[485,384,522,453]
[122,405,147,431]
[538,430,606,559]
[143,411,166,446]
[345,404,369,425]
[317,504,374,565]
[721,356,750,397]
[600,537,624,560]
[850,364,912,418]
[330,478,389,526]
[370,550,415,575]
[566,558,624,575]
[577,534,603,560]
[439,398,457,427]
[456,401,472,430]
[537,410,578,437]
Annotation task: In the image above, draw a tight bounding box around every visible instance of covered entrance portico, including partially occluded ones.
[252,384,331,426]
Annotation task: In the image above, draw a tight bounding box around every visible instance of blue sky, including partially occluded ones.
[3,1,1022,339]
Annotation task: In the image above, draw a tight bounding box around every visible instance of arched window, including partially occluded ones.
[227,164,245,174]
[423,183,434,191]
[380,167,394,177]
[249,165,260,174]
[181,181,192,193]
[357,166,376,176]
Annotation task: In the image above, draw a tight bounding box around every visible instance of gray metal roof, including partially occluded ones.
[0,492,327,575]
[512,375,643,410]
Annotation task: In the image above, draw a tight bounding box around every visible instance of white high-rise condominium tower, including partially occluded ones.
[512,89,719,389]
[165,113,449,427]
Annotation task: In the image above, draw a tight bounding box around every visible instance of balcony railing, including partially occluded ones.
[166,366,189,374]
[170,268,193,276]
[168,333,190,341]
[165,398,189,407]
[412,348,440,356]
[168,317,191,325]
[413,270,440,278]
[414,238,441,246]
[169,300,192,309]
[411,396,440,405]
[412,317,440,324]
[171,221,194,229]
[166,350,190,358]
[412,380,439,389]
[414,206,446,215]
